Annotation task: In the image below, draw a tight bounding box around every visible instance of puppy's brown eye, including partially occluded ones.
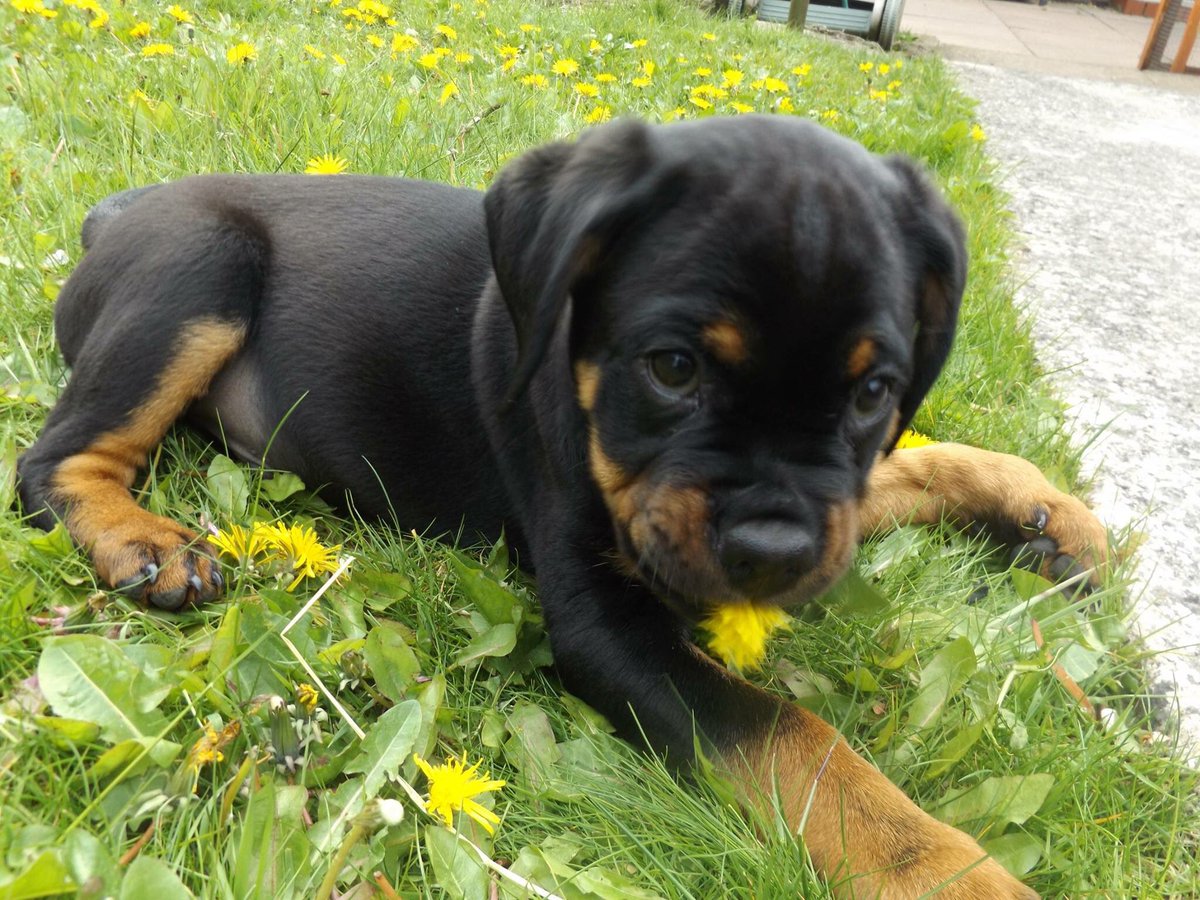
[854,376,891,417]
[648,350,699,395]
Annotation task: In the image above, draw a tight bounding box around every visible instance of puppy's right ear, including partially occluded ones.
[484,120,684,405]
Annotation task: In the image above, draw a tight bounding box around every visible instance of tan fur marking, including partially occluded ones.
[51,318,246,598]
[636,484,710,572]
[702,319,748,366]
[846,338,876,379]
[861,443,1109,580]
[724,700,1036,899]
[587,428,640,527]
[575,361,600,412]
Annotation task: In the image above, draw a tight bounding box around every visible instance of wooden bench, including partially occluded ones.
[1139,0,1200,73]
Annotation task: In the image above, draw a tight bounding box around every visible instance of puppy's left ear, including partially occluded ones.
[884,156,968,446]
[485,119,684,404]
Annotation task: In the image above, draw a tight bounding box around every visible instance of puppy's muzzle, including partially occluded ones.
[718,517,820,599]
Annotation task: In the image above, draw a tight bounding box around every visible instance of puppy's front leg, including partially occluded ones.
[861,444,1109,584]
[538,553,1035,900]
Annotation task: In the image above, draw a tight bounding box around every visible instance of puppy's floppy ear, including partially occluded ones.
[884,156,968,446]
[485,119,684,404]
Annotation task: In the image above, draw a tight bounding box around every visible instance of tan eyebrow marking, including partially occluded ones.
[702,319,748,366]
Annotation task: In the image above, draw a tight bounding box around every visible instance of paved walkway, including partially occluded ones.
[902,2,1200,759]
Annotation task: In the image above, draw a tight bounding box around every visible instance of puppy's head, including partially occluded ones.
[485,116,965,615]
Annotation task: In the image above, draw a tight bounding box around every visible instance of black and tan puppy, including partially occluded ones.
[19,116,1106,898]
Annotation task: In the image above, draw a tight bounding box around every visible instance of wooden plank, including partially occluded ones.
[1139,0,1180,69]
[1170,0,1200,72]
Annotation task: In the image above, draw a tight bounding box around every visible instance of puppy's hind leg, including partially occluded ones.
[18,199,265,609]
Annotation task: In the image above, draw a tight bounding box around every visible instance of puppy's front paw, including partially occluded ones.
[91,515,223,610]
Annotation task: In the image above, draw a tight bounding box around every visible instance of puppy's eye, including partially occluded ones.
[853,376,891,418]
[647,350,700,395]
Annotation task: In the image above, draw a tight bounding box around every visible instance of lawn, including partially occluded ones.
[1,0,1197,897]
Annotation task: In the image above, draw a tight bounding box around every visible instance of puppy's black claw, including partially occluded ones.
[1021,506,1049,534]
[1049,555,1090,589]
[115,563,160,599]
[211,569,224,594]
[966,582,990,605]
[189,573,204,594]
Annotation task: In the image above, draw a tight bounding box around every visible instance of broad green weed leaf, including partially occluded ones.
[34,715,101,746]
[259,471,305,502]
[818,570,890,617]
[923,721,986,780]
[91,737,181,781]
[454,623,517,668]
[1010,567,1054,602]
[414,673,446,762]
[232,779,311,897]
[425,827,489,900]
[206,604,241,684]
[0,105,30,150]
[345,700,421,797]
[0,850,75,900]
[27,522,73,558]
[38,636,169,744]
[980,831,1043,877]
[64,831,120,900]
[119,857,191,900]
[934,773,1055,827]
[206,454,249,518]
[905,636,977,733]
[449,553,521,627]
[363,622,420,702]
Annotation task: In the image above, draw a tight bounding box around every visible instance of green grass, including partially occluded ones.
[1,0,1197,897]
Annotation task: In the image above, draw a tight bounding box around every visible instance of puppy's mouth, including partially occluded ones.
[612,487,861,615]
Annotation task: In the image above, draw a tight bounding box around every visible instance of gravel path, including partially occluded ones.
[952,62,1200,758]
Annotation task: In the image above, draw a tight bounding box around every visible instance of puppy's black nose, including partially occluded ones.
[718,519,818,599]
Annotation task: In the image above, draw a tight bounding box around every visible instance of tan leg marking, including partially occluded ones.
[861,443,1109,580]
[723,696,1037,899]
[51,318,246,607]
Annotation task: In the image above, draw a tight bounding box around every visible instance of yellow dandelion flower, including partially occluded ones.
[722,69,744,87]
[693,66,712,77]
[642,60,655,76]
[129,21,151,38]
[87,8,109,29]
[551,58,579,76]
[630,76,651,88]
[332,53,347,66]
[518,22,539,32]
[9,0,39,13]
[455,51,473,63]
[141,43,175,57]
[777,96,795,113]
[391,33,419,54]
[128,88,155,109]
[435,23,457,40]
[304,153,349,175]
[675,55,688,64]
[584,105,612,124]
[296,682,320,715]
[792,63,812,77]
[414,752,506,833]
[520,73,548,88]
[433,47,452,58]
[970,124,987,142]
[439,82,459,106]
[358,0,390,15]
[631,38,647,48]
[305,43,326,59]
[878,62,891,76]
[259,521,343,587]
[666,106,686,120]
[701,32,716,41]
[894,428,938,449]
[595,72,616,83]
[167,4,193,24]
[869,89,889,102]
[226,42,257,65]
[210,523,268,565]
[887,79,902,91]
[342,7,363,20]
[497,44,519,58]
[858,61,874,73]
[574,82,599,98]
[895,59,904,68]
[185,721,239,791]
[762,77,789,94]
[701,604,790,671]
[820,108,840,122]
[689,96,712,111]
[729,101,753,114]
[366,33,383,48]
[588,38,602,53]
[417,52,440,69]
[692,84,727,99]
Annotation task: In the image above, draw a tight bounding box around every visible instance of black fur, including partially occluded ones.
[20,115,965,764]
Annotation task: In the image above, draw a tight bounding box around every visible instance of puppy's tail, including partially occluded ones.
[81,184,164,250]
